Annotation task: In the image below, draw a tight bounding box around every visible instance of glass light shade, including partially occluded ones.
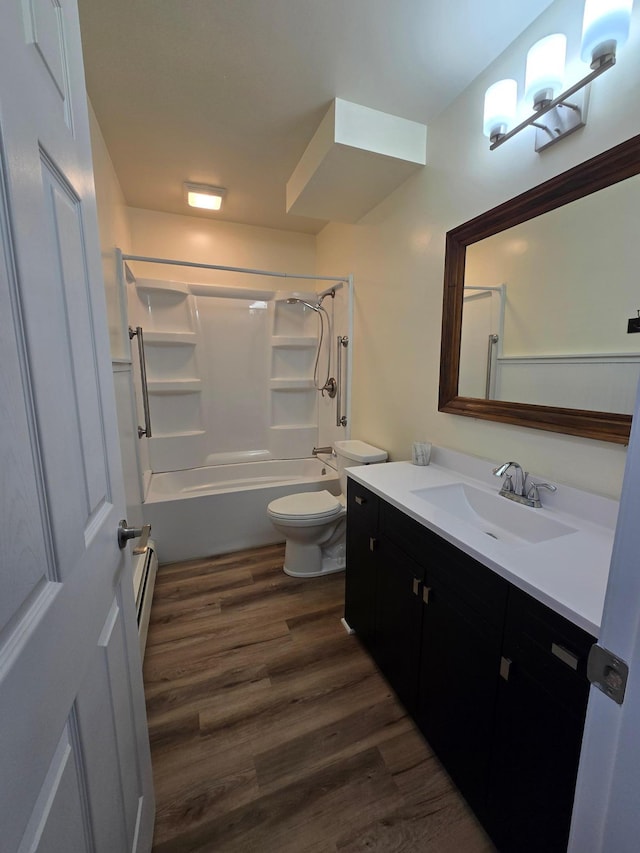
[184,182,225,210]
[581,0,634,63]
[525,34,567,107]
[187,190,223,210]
[483,79,517,139]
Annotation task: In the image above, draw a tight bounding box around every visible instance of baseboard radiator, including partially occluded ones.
[132,538,158,657]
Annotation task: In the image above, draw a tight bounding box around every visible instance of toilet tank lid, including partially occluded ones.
[334,440,387,463]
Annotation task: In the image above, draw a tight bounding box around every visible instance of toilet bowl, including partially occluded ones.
[267,440,387,577]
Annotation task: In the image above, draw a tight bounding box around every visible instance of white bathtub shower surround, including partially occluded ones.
[128,274,352,474]
[142,457,340,563]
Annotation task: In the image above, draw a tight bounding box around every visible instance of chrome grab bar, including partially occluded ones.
[129,326,152,438]
[485,334,499,400]
[336,335,349,427]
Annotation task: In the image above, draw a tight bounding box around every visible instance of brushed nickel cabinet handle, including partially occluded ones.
[355,495,367,505]
[500,656,512,681]
[422,586,431,605]
[369,537,377,552]
[412,578,420,596]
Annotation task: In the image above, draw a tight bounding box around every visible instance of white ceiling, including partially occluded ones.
[78,0,554,235]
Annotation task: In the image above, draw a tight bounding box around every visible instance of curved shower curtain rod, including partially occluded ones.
[120,251,350,285]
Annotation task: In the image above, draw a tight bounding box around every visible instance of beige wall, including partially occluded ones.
[317,0,640,498]
[88,102,132,360]
[126,208,316,289]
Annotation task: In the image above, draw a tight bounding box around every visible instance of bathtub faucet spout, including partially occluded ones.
[312,446,334,456]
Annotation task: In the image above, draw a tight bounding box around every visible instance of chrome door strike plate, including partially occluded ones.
[587,644,629,705]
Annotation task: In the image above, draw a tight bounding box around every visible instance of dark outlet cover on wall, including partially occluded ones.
[628,317,640,333]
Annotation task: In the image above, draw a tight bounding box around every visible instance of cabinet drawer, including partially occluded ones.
[503,587,594,716]
[379,500,436,564]
[347,480,379,528]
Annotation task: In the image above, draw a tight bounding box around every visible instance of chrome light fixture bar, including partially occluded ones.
[489,54,615,151]
[485,0,634,152]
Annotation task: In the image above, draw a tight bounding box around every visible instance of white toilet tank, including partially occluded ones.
[333,440,387,493]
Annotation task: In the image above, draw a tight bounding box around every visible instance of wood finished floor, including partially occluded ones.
[143,543,496,853]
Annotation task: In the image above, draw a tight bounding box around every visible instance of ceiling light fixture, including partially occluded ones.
[184,182,226,211]
[483,0,634,152]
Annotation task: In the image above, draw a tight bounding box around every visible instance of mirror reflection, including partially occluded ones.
[458,175,640,415]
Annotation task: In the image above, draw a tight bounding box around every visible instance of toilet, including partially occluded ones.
[267,440,387,577]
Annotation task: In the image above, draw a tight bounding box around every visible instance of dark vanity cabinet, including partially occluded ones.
[487,588,594,853]
[373,506,426,716]
[344,482,379,653]
[416,536,508,827]
[345,478,595,853]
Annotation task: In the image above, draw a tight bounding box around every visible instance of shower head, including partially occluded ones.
[286,297,320,312]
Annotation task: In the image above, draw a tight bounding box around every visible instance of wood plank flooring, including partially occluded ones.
[143,544,496,852]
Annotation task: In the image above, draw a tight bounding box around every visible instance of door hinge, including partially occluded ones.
[587,644,629,705]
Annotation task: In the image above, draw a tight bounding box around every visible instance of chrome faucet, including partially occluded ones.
[493,461,528,497]
[492,461,557,508]
[312,446,334,456]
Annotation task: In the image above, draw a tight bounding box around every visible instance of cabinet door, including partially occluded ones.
[373,536,424,716]
[489,588,594,853]
[417,552,507,824]
[344,481,379,650]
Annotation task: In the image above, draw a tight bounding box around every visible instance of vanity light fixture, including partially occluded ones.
[484,0,634,152]
[184,182,226,211]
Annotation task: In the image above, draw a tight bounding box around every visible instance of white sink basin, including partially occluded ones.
[411,482,577,545]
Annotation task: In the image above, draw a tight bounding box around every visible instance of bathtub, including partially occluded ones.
[142,457,340,564]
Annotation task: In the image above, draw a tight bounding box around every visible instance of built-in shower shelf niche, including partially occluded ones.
[147,379,202,394]
[271,387,316,423]
[267,297,322,460]
[271,346,316,382]
[144,331,197,345]
[270,336,317,348]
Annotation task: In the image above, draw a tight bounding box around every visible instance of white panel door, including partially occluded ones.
[0,2,154,851]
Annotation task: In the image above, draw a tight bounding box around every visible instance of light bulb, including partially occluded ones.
[483,79,517,142]
[525,34,567,109]
[184,182,226,211]
[581,0,634,66]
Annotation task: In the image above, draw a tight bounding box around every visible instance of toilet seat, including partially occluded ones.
[268,490,343,521]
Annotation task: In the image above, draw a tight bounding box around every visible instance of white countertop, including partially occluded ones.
[347,451,618,637]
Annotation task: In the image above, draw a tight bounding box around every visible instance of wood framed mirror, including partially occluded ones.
[439,133,640,445]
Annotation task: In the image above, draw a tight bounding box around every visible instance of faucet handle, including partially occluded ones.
[526,481,557,506]
[501,474,514,493]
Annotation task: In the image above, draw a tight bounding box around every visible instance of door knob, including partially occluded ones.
[117,519,151,552]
